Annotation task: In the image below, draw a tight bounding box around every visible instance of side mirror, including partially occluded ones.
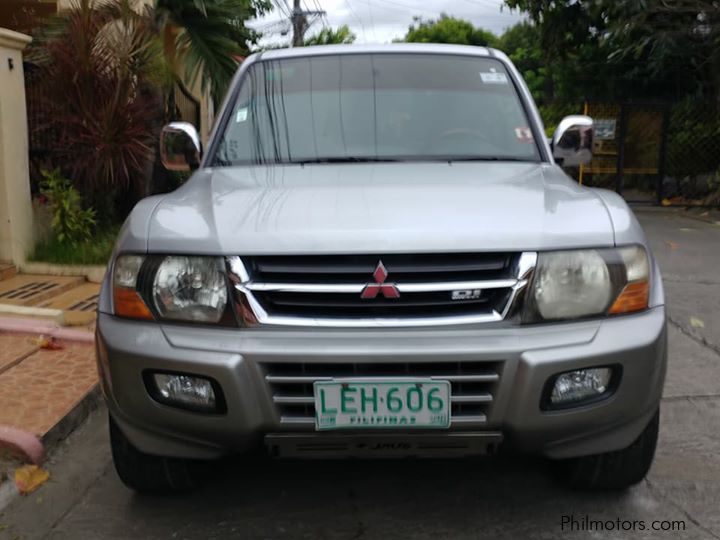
[552,115,594,167]
[160,122,202,171]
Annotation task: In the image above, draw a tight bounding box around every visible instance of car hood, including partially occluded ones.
[147,162,614,254]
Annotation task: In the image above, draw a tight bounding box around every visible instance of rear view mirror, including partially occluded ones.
[160,122,202,171]
[552,115,594,168]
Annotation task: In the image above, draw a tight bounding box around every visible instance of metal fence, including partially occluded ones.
[664,100,720,205]
[539,100,720,206]
[24,62,64,191]
[25,62,202,195]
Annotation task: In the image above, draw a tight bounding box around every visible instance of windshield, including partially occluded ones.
[213,53,541,165]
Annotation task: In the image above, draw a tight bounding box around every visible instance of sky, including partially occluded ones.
[248,0,524,48]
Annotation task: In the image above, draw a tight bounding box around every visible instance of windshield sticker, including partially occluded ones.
[480,72,508,84]
[235,107,248,123]
[515,127,534,142]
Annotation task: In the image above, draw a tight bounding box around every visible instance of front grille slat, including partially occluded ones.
[273,396,315,404]
[450,415,487,424]
[264,361,503,427]
[240,253,520,322]
[266,295,493,309]
[266,375,333,383]
[253,254,512,278]
[280,417,316,426]
[450,394,493,403]
[432,374,499,382]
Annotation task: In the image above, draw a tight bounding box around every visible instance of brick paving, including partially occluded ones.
[0,334,97,437]
[0,275,85,307]
[0,335,38,373]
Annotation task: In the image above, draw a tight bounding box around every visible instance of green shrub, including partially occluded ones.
[40,169,96,246]
[30,227,117,265]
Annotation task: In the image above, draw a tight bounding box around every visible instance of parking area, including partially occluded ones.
[2,209,719,540]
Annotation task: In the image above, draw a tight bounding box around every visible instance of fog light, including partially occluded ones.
[547,367,615,408]
[148,372,223,412]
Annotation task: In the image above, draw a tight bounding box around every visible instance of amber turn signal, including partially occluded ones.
[113,287,153,320]
[608,281,649,315]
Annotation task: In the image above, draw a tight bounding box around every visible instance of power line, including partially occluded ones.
[272,0,290,18]
[359,0,518,20]
[310,0,328,29]
[345,0,367,42]
[366,0,377,42]
[356,0,440,17]
[457,0,508,8]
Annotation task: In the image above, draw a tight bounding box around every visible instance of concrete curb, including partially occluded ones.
[41,386,103,450]
[0,304,97,328]
[679,212,720,227]
[0,426,44,464]
[0,385,102,512]
[633,206,720,226]
[20,262,107,284]
[0,315,94,343]
[0,304,64,324]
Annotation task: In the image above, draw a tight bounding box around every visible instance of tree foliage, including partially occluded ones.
[403,14,497,47]
[30,0,161,222]
[503,0,720,102]
[604,0,720,101]
[28,0,268,223]
[304,25,356,46]
[150,0,270,104]
[496,22,546,101]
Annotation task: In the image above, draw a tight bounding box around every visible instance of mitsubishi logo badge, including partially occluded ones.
[361,261,400,299]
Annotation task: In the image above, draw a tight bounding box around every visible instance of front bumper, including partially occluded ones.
[96,306,666,460]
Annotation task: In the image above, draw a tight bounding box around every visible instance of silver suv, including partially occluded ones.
[96,44,666,493]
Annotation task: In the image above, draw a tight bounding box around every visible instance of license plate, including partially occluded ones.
[313,379,451,430]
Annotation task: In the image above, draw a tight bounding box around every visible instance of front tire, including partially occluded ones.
[109,414,200,494]
[556,408,660,490]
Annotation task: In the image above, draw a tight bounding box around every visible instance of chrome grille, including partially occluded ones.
[249,253,514,283]
[263,361,503,427]
[229,253,535,327]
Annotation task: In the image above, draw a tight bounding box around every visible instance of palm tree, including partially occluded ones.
[27,0,269,221]
[304,25,356,46]
[150,0,270,105]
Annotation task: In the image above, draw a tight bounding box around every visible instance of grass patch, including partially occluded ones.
[30,227,118,266]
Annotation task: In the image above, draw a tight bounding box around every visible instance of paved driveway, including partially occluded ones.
[2,209,719,540]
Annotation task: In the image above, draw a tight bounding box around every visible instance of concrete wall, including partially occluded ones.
[0,28,33,265]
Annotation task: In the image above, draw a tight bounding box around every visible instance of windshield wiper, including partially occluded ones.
[289,157,402,164]
[437,156,537,163]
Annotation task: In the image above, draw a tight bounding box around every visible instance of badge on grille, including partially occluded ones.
[360,261,400,299]
[451,289,482,301]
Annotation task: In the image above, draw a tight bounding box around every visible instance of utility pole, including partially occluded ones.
[290,0,325,47]
[291,0,306,47]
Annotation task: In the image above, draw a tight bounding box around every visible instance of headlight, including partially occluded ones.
[113,255,153,320]
[533,250,612,320]
[152,256,228,323]
[524,246,650,322]
[608,246,650,314]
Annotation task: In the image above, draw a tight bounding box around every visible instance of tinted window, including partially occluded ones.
[214,54,540,165]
